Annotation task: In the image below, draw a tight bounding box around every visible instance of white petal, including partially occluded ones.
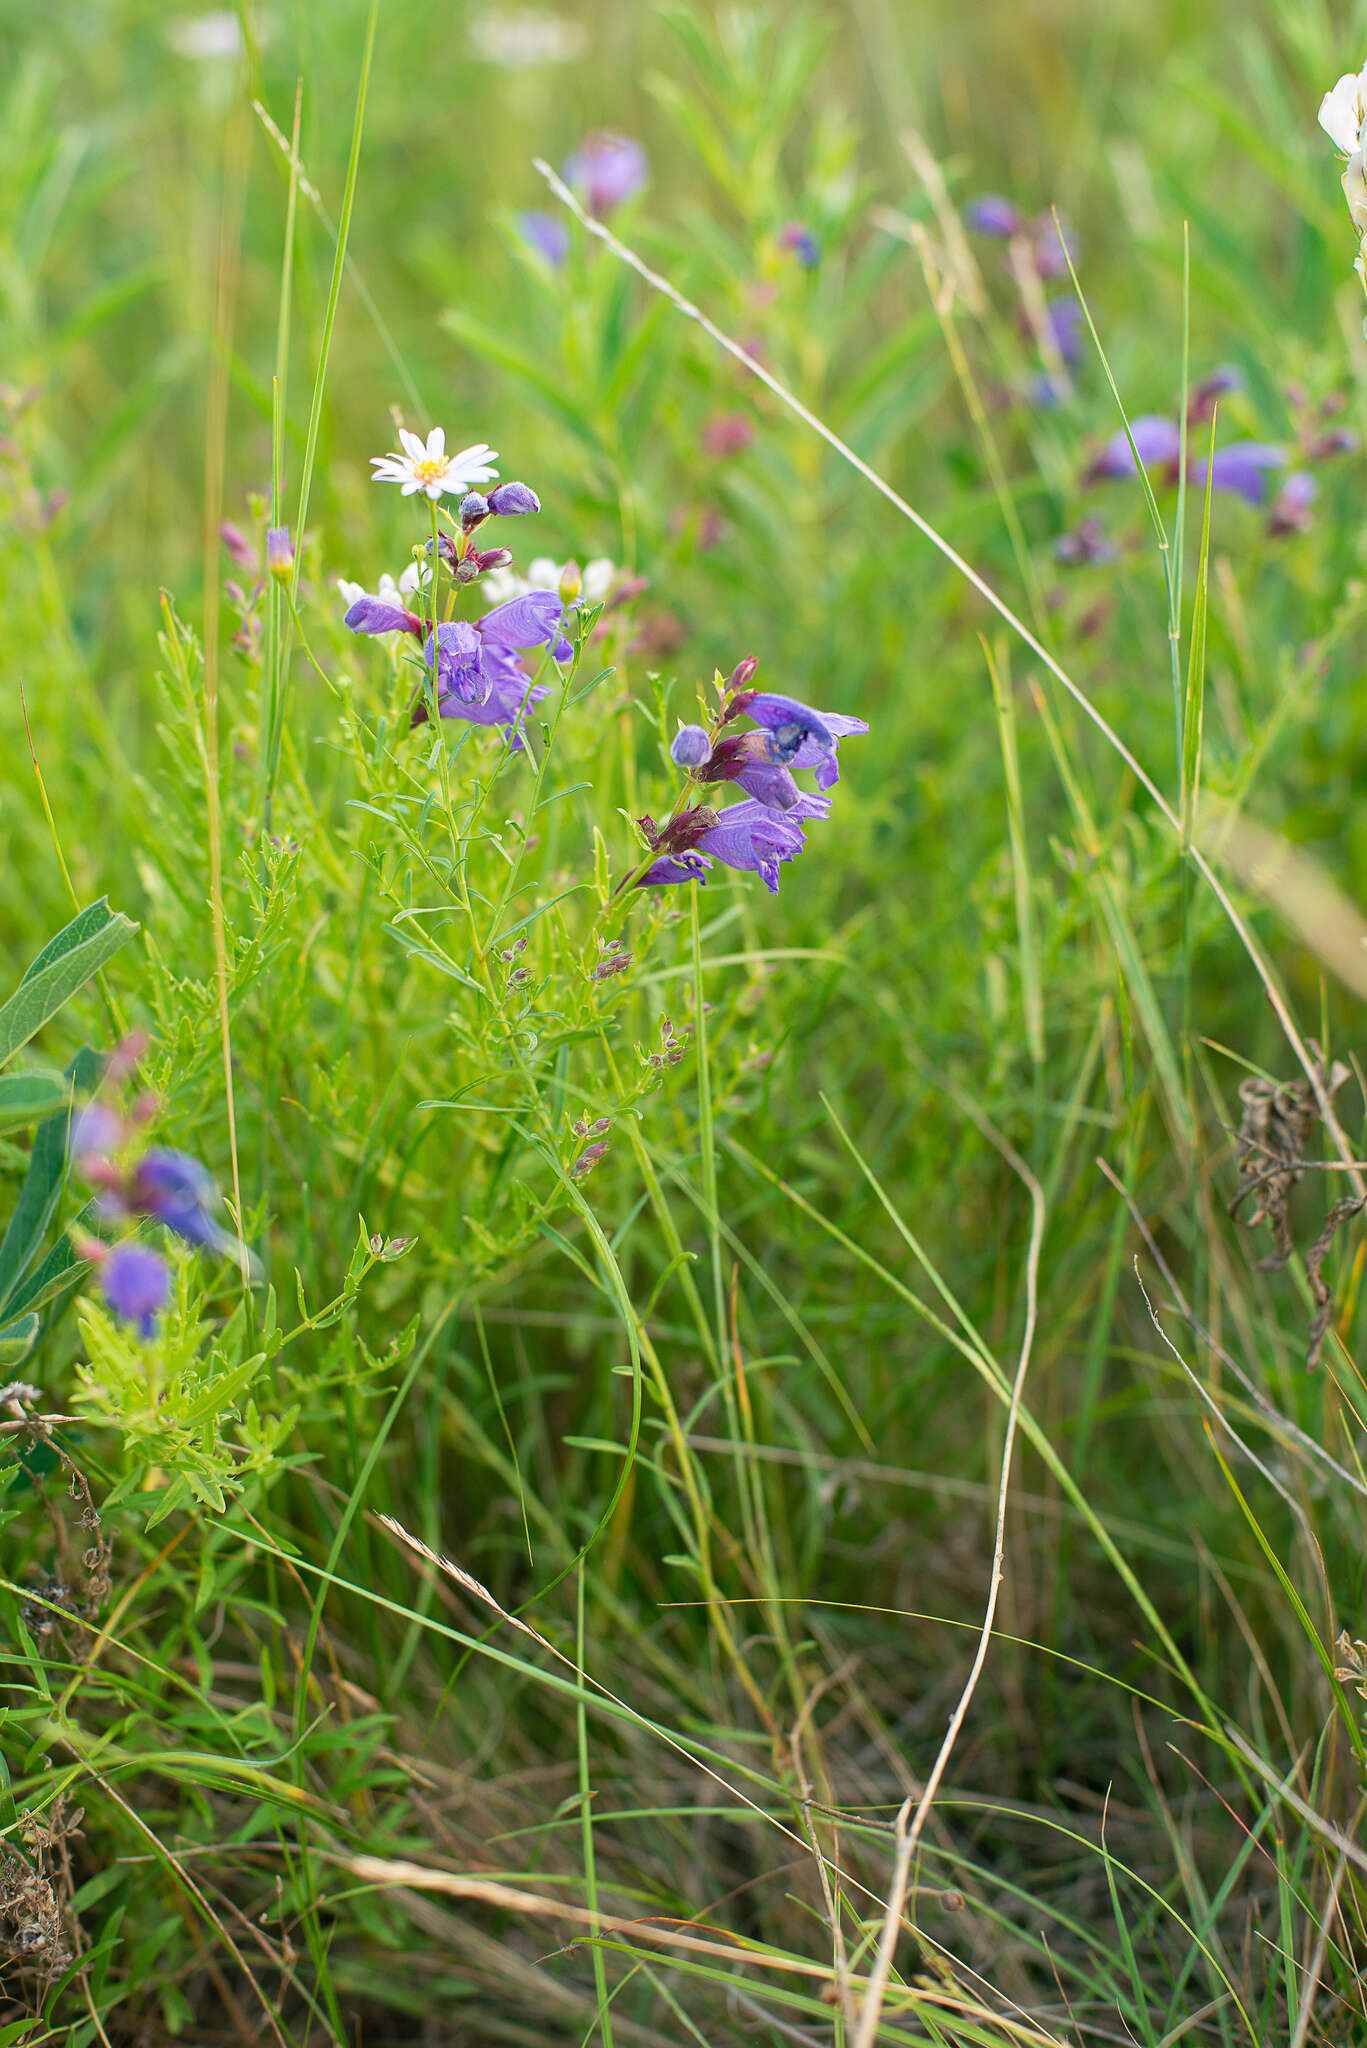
[399,427,427,461]
[401,480,421,495]
[1345,152,1367,229]
[478,567,520,604]
[582,558,616,600]
[526,557,560,589]
[397,563,419,594]
[425,479,444,498]
[448,442,498,471]
[337,578,366,606]
[427,425,446,458]
[1320,73,1362,153]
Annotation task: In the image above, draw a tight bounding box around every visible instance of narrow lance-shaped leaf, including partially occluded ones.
[0,901,136,1071]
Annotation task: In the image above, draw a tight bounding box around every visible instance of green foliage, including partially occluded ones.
[3,0,1367,2043]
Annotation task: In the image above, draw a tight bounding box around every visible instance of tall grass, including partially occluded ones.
[2,0,1367,2042]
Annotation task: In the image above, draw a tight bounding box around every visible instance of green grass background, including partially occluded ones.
[3,0,1367,2041]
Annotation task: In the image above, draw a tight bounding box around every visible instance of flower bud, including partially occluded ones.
[670,724,712,770]
[459,491,491,534]
[473,547,514,573]
[220,520,254,569]
[487,481,541,517]
[728,656,758,690]
[266,526,293,578]
[558,560,582,604]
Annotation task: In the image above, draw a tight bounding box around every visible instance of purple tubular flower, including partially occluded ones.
[700,732,801,809]
[779,222,820,267]
[770,708,870,791]
[1197,441,1286,506]
[1045,298,1083,367]
[517,209,570,267]
[415,610,558,744]
[427,621,489,705]
[480,589,573,665]
[563,131,647,215]
[965,194,1022,237]
[1085,415,1181,483]
[101,1242,171,1339]
[487,481,541,517]
[731,691,835,765]
[266,526,293,576]
[131,1149,226,1251]
[1268,470,1317,536]
[643,851,713,886]
[345,594,424,639]
[670,723,712,769]
[700,793,830,893]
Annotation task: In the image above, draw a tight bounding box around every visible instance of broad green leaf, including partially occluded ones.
[0,1047,99,1314]
[0,1071,70,1136]
[0,902,136,1070]
[0,1315,39,1368]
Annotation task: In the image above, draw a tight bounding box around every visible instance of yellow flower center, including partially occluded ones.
[413,454,447,484]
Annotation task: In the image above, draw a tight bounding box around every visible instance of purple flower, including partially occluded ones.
[1188,365,1245,422]
[779,221,820,268]
[1045,298,1083,367]
[729,691,868,792]
[1084,415,1182,483]
[965,194,1022,237]
[670,724,712,769]
[1032,216,1076,279]
[517,209,570,266]
[101,1242,171,1339]
[487,481,541,517]
[641,795,830,894]
[345,594,424,639]
[1268,470,1317,536]
[562,132,647,216]
[1055,515,1118,566]
[131,1149,228,1252]
[220,520,255,570]
[266,526,293,577]
[415,601,565,743]
[70,1102,124,1167]
[1197,441,1286,506]
[1030,372,1068,409]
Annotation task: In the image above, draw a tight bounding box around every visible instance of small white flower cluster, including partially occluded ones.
[480,556,616,607]
[1319,61,1367,297]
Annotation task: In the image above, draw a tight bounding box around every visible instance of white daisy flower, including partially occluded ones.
[369,427,499,500]
[337,564,431,613]
[481,556,619,607]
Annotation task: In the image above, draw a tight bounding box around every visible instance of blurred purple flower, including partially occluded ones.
[563,132,647,215]
[1196,441,1286,506]
[1032,216,1076,279]
[1268,470,1317,536]
[517,209,570,266]
[220,520,255,570]
[1188,365,1245,422]
[1055,515,1118,566]
[1308,427,1358,460]
[101,1242,171,1339]
[1045,298,1083,366]
[266,526,293,577]
[1084,415,1182,483]
[965,194,1022,237]
[131,1150,229,1252]
[779,221,820,267]
[701,412,755,457]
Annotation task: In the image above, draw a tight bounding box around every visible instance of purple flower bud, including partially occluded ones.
[266,526,293,577]
[1268,470,1317,536]
[965,194,1022,238]
[728,656,759,691]
[487,481,541,517]
[779,221,820,268]
[517,209,570,267]
[101,1242,171,1339]
[220,520,254,569]
[562,131,647,216]
[670,724,712,769]
[473,546,514,572]
[590,953,632,980]
[459,491,491,533]
[570,1141,610,1178]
